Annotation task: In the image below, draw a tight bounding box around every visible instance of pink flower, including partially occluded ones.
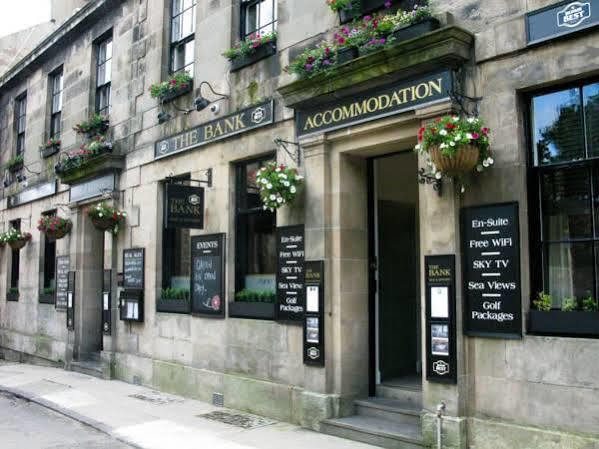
[482,127,489,135]
[472,133,480,139]
[384,0,392,7]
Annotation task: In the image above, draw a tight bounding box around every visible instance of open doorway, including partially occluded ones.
[369,151,421,393]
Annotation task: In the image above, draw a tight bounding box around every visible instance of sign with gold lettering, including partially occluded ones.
[154,100,274,159]
[164,184,204,229]
[296,71,453,137]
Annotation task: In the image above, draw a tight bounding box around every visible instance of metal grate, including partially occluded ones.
[212,392,224,407]
[197,410,275,429]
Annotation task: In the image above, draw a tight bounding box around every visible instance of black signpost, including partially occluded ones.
[120,248,145,322]
[190,234,226,317]
[304,261,325,366]
[164,184,205,229]
[526,0,599,45]
[67,271,75,330]
[103,269,112,335]
[55,256,69,311]
[425,255,457,383]
[276,225,306,323]
[462,202,522,339]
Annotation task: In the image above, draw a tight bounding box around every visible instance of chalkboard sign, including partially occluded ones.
[462,202,522,338]
[276,225,305,323]
[55,256,69,310]
[190,234,225,317]
[123,248,144,290]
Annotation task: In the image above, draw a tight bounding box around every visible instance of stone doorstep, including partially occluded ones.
[355,397,421,426]
[70,359,106,380]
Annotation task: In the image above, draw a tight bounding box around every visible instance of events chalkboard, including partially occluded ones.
[55,256,69,310]
[123,248,144,290]
[462,203,522,338]
[190,234,225,317]
[276,225,305,323]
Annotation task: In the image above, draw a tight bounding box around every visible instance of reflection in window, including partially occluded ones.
[584,83,599,158]
[95,36,112,115]
[170,0,196,76]
[50,69,63,139]
[241,0,277,39]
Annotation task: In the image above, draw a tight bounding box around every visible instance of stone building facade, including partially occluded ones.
[0,1,598,448]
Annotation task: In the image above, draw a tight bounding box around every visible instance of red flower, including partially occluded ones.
[170,79,177,85]
[435,117,442,123]
[482,127,489,135]
[446,123,456,129]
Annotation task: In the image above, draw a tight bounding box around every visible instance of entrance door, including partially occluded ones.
[371,152,421,387]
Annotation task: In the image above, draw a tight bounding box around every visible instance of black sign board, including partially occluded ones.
[526,0,599,45]
[67,271,75,330]
[164,184,204,229]
[190,234,226,317]
[55,256,69,310]
[296,70,452,137]
[425,255,457,383]
[119,290,144,322]
[103,269,112,335]
[462,202,522,338]
[154,100,274,159]
[276,225,306,323]
[304,261,325,366]
[123,248,145,290]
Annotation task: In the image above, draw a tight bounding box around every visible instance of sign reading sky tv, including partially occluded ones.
[527,1,599,45]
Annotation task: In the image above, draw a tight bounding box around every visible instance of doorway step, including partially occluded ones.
[320,393,424,448]
[69,352,107,380]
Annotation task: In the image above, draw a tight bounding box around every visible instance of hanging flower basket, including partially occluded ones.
[415,115,493,191]
[87,202,126,235]
[255,162,304,211]
[5,228,32,250]
[38,215,72,242]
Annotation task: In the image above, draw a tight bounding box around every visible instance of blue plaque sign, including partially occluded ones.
[527,1,599,45]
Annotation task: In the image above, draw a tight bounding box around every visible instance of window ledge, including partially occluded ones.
[159,82,193,105]
[230,42,277,73]
[156,298,191,314]
[529,310,599,338]
[228,301,275,320]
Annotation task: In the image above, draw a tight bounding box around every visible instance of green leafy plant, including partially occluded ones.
[55,135,113,175]
[562,297,577,312]
[326,0,356,12]
[43,287,56,295]
[533,292,552,312]
[5,154,24,171]
[235,289,276,303]
[73,114,109,136]
[161,288,190,301]
[8,287,19,295]
[223,31,277,60]
[582,296,599,312]
[149,72,192,100]
[255,162,304,211]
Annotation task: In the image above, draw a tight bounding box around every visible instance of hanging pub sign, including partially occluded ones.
[304,261,325,366]
[123,248,144,290]
[190,234,226,317]
[296,70,452,137]
[55,256,70,310]
[154,100,274,160]
[461,202,522,339]
[425,255,457,383]
[276,225,306,323]
[164,184,204,229]
[526,0,599,45]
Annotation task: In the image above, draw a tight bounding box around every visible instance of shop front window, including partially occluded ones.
[530,81,599,316]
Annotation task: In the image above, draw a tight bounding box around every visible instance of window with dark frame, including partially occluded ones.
[170,0,197,77]
[41,211,57,295]
[50,69,63,139]
[95,36,112,116]
[234,156,277,305]
[15,94,27,156]
[10,219,20,290]
[240,0,277,39]
[529,80,599,313]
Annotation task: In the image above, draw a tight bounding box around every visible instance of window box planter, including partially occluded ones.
[7,290,19,301]
[39,293,55,304]
[391,18,441,43]
[41,145,60,158]
[230,41,277,72]
[337,46,359,65]
[159,82,193,104]
[55,152,124,184]
[228,301,276,320]
[156,298,191,314]
[529,310,599,337]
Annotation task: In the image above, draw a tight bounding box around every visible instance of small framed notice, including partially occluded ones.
[431,286,449,318]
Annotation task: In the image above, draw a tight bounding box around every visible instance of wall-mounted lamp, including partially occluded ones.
[193,81,229,112]
[157,110,172,124]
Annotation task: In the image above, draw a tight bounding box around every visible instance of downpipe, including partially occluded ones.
[436,401,446,449]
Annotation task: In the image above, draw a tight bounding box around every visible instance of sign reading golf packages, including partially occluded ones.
[462,203,522,338]
[276,225,305,323]
[296,70,452,137]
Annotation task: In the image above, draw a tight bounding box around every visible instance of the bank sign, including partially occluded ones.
[527,0,598,45]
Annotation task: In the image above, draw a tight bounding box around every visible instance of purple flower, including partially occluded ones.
[363,15,372,22]
[305,63,313,71]
[323,59,331,66]
[384,0,392,7]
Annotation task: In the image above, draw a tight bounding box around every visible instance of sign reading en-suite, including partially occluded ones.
[526,1,598,45]
[276,225,305,323]
[296,70,453,137]
[154,100,274,159]
[461,203,522,339]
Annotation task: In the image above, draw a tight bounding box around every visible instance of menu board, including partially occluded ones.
[190,234,225,317]
[123,248,144,290]
[462,203,522,338]
[276,225,305,323]
[55,256,69,310]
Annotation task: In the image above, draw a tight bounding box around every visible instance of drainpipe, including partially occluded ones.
[436,401,446,449]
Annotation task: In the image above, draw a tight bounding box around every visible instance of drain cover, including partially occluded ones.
[128,391,184,405]
[197,411,276,429]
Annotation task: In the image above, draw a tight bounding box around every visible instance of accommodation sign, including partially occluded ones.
[461,203,522,338]
[296,70,452,137]
[154,100,274,159]
[526,1,598,45]
[276,225,305,323]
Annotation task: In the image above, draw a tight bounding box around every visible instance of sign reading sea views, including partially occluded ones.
[296,70,452,137]
[191,234,225,317]
[276,225,306,323]
[154,100,274,159]
[461,203,522,338]
[527,1,598,45]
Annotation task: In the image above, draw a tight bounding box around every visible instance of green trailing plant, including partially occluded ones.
[223,31,277,60]
[55,135,113,175]
[562,297,577,312]
[161,288,190,301]
[533,292,552,312]
[5,154,24,171]
[87,202,127,235]
[73,114,109,136]
[582,296,599,312]
[235,289,276,303]
[43,287,56,295]
[149,72,192,100]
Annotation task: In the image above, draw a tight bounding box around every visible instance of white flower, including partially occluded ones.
[261,178,268,184]
[415,144,421,151]
[267,183,273,189]
[454,134,461,141]
[290,185,297,194]
[440,143,447,149]
[99,213,103,217]
[279,173,287,179]
[296,175,304,181]
[439,129,448,136]
[263,205,268,210]
[466,133,473,139]
[452,116,459,122]
[283,181,290,187]
[487,157,494,165]
[483,160,489,167]
[449,141,455,147]
[467,117,476,123]
[435,172,442,179]
[269,194,276,200]
[275,167,281,172]
[476,165,483,172]
[277,197,283,203]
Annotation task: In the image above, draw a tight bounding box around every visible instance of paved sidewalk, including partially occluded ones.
[0,361,374,449]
